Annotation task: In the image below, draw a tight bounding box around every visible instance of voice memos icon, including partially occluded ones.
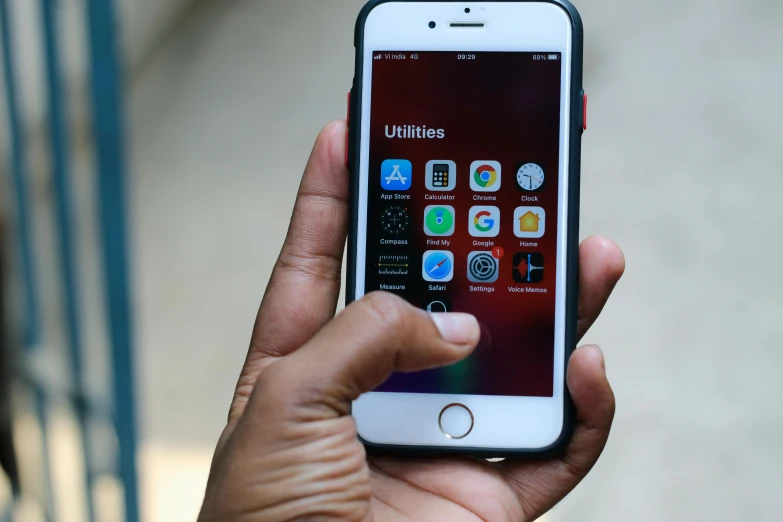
[512,252,544,284]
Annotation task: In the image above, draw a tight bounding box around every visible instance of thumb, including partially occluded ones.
[249,292,480,421]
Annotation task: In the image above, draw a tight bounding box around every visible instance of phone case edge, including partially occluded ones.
[346,0,584,459]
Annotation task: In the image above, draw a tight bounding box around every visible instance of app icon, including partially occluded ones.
[470,160,501,192]
[425,160,457,191]
[422,250,454,282]
[381,159,412,190]
[513,206,545,238]
[380,205,410,235]
[512,252,545,283]
[516,162,545,191]
[377,254,409,279]
[467,251,499,283]
[424,297,451,313]
[424,205,455,236]
[469,206,500,237]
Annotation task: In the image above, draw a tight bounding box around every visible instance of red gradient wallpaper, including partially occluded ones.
[365,52,562,397]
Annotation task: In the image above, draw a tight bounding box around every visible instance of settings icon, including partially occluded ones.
[467,252,499,283]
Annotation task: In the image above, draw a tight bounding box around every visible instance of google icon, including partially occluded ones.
[470,160,502,192]
[469,206,500,237]
[475,211,494,232]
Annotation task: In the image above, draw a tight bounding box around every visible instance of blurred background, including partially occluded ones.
[0,0,781,521]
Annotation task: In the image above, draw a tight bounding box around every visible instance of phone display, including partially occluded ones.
[363,51,563,397]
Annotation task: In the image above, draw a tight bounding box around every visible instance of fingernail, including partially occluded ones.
[430,313,479,348]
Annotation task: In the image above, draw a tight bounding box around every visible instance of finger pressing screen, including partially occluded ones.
[250,292,480,420]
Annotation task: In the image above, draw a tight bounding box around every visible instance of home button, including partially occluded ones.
[438,403,474,439]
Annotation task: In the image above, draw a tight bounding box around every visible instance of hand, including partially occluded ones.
[198,121,625,522]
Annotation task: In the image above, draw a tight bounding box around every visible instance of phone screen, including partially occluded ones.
[363,51,563,397]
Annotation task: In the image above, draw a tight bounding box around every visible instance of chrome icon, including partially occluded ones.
[470,160,502,192]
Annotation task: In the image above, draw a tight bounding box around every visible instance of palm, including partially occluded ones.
[362,353,611,522]
[369,456,524,521]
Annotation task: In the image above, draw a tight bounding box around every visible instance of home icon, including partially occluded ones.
[518,210,541,233]
[513,206,546,238]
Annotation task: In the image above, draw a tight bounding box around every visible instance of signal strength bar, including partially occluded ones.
[374,54,382,60]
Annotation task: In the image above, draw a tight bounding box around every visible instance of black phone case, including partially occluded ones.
[346,0,585,459]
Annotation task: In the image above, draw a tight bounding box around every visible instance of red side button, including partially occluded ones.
[345,91,351,167]
[582,92,587,131]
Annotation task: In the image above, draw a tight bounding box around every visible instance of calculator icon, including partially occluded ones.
[425,160,457,191]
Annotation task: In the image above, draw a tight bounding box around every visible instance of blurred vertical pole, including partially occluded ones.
[0,0,40,350]
[39,1,97,522]
[31,395,54,522]
[84,1,139,522]
[0,2,55,522]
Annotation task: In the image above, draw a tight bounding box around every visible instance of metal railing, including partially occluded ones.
[1,0,139,520]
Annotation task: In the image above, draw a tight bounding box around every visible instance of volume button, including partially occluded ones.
[580,90,587,132]
[345,90,352,167]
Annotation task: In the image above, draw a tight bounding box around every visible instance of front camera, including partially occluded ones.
[429,21,436,29]
[465,7,471,13]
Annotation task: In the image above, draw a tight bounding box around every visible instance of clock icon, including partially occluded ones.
[516,163,545,191]
[381,205,410,234]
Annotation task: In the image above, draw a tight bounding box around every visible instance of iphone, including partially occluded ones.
[346,0,585,456]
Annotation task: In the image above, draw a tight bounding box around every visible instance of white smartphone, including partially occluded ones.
[346,0,585,456]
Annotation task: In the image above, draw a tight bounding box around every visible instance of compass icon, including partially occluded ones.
[381,206,409,234]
